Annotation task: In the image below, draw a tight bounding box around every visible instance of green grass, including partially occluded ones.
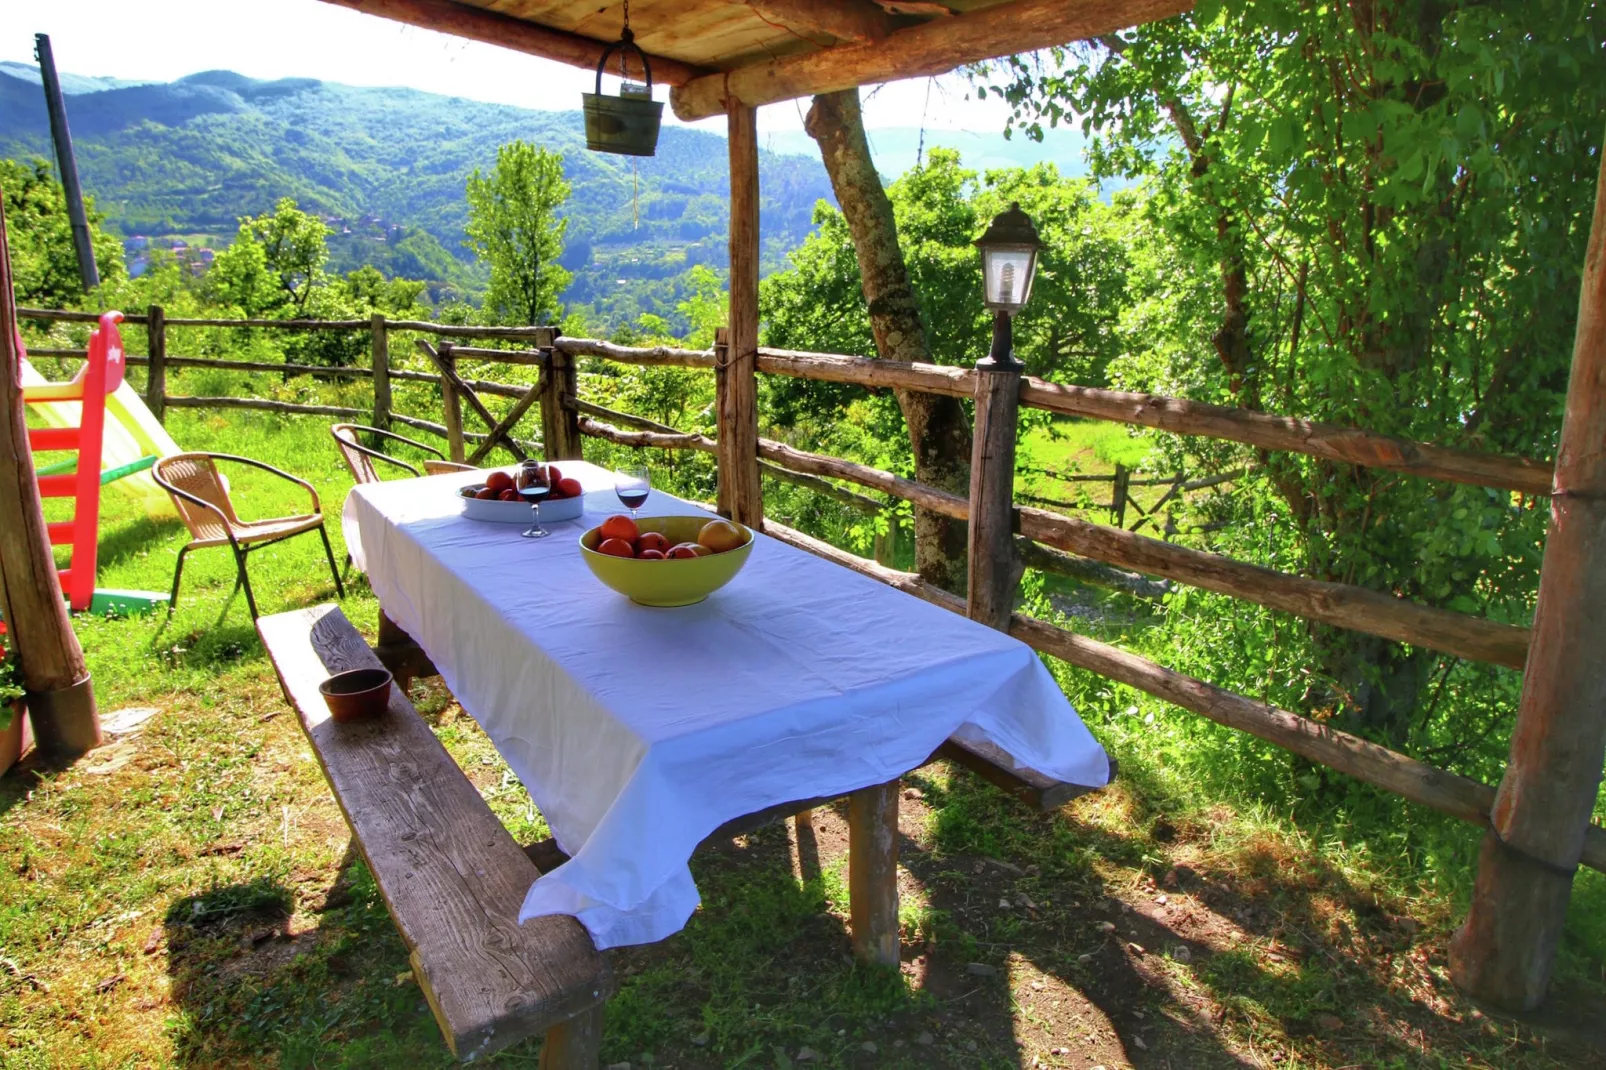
[1,412,1602,1068]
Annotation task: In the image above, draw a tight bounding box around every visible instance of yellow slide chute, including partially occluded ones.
[21,360,179,517]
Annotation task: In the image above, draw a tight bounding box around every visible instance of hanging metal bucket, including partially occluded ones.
[582,28,663,157]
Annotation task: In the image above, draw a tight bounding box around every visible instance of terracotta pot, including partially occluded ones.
[0,702,31,777]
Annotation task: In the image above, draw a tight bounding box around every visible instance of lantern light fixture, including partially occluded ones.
[974,202,1042,367]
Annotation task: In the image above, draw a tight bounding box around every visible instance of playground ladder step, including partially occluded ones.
[28,426,82,451]
[37,475,77,498]
[47,522,77,546]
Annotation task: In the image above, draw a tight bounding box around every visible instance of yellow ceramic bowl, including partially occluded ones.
[578,515,754,607]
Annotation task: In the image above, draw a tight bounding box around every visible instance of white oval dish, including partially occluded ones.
[461,492,586,524]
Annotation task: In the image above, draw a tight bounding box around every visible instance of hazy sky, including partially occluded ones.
[0,0,1020,141]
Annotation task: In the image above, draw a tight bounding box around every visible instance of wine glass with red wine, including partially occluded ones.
[517,461,552,539]
[615,465,650,517]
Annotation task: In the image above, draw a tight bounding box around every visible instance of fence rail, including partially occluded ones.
[18,304,1589,883]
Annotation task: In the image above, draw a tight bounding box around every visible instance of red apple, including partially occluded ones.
[475,486,499,500]
[557,477,583,499]
[667,542,711,559]
[637,532,670,555]
[498,488,520,502]
[599,515,640,543]
[598,538,635,558]
[485,470,515,494]
[637,548,666,560]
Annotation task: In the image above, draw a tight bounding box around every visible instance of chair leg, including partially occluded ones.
[318,524,347,599]
[233,547,260,620]
[167,545,191,617]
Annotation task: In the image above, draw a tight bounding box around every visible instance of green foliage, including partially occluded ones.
[762,149,1133,432]
[982,0,1606,753]
[464,141,572,326]
[0,654,21,729]
[0,156,125,306]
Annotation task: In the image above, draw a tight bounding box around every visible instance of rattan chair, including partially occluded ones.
[153,452,345,620]
[330,423,474,484]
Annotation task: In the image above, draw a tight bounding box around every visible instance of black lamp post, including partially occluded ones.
[974,202,1042,369]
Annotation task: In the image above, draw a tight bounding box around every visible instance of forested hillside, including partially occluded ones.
[0,62,833,326]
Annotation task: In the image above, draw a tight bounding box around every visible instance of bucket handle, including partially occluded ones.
[594,27,653,95]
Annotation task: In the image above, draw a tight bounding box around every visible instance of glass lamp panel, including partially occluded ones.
[982,246,1037,311]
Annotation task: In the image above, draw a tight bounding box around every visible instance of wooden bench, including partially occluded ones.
[256,605,613,1066]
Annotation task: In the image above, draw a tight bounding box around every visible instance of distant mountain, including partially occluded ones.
[0,65,835,320]
[763,125,1092,180]
[0,60,156,96]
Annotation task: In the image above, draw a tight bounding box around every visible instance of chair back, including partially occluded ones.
[154,453,241,544]
[329,423,433,483]
[331,424,384,484]
[423,459,477,476]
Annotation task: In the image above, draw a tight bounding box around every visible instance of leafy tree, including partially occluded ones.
[464,141,571,325]
[982,0,1606,754]
[1,157,124,308]
[339,265,428,317]
[206,198,333,318]
[248,198,331,315]
[205,231,280,317]
[763,150,1132,416]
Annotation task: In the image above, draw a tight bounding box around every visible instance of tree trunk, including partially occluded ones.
[805,88,971,592]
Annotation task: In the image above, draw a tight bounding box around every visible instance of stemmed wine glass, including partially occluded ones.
[518,461,552,539]
[615,465,650,517]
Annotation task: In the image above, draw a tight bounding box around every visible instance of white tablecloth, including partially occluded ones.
[344,461,1108,949]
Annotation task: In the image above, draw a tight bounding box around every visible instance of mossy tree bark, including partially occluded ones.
[805,88,971,592]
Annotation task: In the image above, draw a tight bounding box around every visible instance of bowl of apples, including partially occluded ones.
[578,514,753,606]
[459,464,586,524]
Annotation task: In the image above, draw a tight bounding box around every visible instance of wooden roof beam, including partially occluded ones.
[672,0,1193,120]
[317,0,709,86]
[747,0,895,43]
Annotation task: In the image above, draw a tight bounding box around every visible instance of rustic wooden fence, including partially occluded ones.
[19,305,1603,887]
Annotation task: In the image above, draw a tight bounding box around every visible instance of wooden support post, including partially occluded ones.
[539,1004,604,1069]
[966,338,1024,632]
[370,312,390,431]
[145,304,166,424]
[438,341,465,464]
[537,328,582,461]
[0,198,99,757]
[718,103,764,528]
[1449,141,1606,1011]
[848,780,900,967]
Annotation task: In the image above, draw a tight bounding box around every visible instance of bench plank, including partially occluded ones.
[257,605,610,1062]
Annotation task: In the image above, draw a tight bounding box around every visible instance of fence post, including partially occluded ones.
[1111,463,1131,528]
[1448,144,1606,1011]
[966,337,1024,632]
[438,341,465,463]
[536,328,582,461]
[874,510,901,568]
[145,303,166,424]
[370,312,390,431]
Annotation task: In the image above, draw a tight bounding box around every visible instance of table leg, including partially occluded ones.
[375,608,437,688]
[848,780,900,967]
[539,1003,604,1069]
